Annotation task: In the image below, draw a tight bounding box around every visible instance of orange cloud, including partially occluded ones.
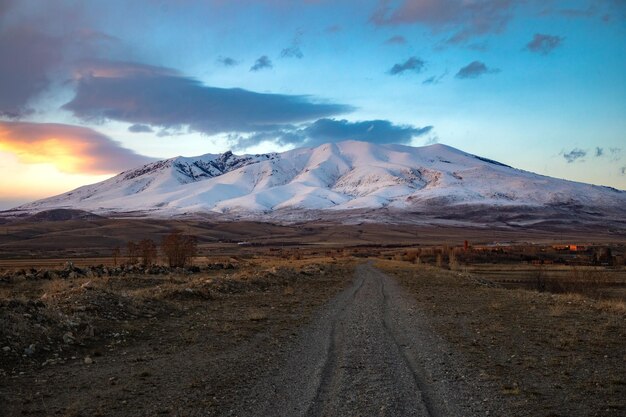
[0,121,156,174]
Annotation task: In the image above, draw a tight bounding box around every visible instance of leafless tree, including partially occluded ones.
[161,231,197,268]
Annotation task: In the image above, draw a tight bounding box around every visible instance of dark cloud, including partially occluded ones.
[250,55,273,71]
[540,1,626,23]
[233,118,433,150]
[371,0,517,44]
[303,118,432,146]
[526,33,564,55]
[128,124,154,133]
[217,56,239,67]
[0,121,155,174]
[385,35,407,45]
[0,27,63,116]
[609,148,622,160]
[63,60,352,135]
[281,30,304,59]
[389,57,425,75]
[594,146,622,161]
[422,71,448,85]
[280,46,304,59]
[562,148,587,163]
[0,0,15,17]
[0,0,122,119]
[455,61,499,79]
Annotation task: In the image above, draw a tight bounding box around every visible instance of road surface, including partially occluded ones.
[237,264,469,417]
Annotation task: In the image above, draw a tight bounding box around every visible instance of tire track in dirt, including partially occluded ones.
[240,263,452,417]
[304,264,440,417]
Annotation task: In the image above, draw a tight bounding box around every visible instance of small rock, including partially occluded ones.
[2,346,10,352]
[24,344,35,356]
[62,332,75,345]
[84,356,93,365]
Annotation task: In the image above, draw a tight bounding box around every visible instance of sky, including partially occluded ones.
[0,0,625,209]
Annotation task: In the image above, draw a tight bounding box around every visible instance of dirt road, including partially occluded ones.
[235,264,478,417]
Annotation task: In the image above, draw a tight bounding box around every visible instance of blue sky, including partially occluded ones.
[0,0,625,208]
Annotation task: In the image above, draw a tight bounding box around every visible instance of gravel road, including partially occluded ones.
[236,264,478,417]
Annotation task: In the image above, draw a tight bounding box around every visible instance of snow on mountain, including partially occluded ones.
[11,141,626,219]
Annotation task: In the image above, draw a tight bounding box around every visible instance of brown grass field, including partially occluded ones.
[0,219,624,416]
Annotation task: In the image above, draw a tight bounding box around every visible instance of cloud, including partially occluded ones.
[0,0,122,119]
[562,148,587,163]
[233,118,433,150]
[455,61,499,79]
[389,57,425,75]
[0,27,64,117]
[280,46,304,59]
[540,1,626,23]
[594,146,622,161]
[281,30,304,59]
[217,56,239,67]
[385,35,407,45]
[0,0,14,16]
[250,55,273,71]
[621,167,626,175]
[370,0,518,44]
[326,24,342,33]
[609,147,622,161]
[63,60,352,135]
[0,121,155,174]
[128,124,154,133]
[422,70,448,85]
[526,33,564,55]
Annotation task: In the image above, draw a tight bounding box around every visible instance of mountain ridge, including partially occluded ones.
[6,141,625,225]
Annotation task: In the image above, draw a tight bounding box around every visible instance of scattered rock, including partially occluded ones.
[62,332,75,345]
[84,356,93,365]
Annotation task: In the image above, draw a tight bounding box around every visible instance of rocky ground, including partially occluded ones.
[1,257,624,417]
[0,258,354,416]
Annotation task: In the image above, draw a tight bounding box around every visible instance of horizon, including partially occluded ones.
[1,0,625,209]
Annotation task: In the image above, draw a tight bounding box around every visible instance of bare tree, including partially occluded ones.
[112,246,121,266]
[161,231,197,268]
[127,241,139,264]
[138,239,158,267]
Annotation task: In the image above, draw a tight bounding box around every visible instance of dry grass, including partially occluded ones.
[597,299,626,314]
[378,260,626,417]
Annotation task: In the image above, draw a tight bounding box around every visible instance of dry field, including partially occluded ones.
[378,260,625,416]
[1,219,625,416]
[0,256,355,416]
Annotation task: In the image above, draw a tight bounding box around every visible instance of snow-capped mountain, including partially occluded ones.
[9,141,626,222]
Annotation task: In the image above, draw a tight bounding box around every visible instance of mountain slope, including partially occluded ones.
[10,141,626,221]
